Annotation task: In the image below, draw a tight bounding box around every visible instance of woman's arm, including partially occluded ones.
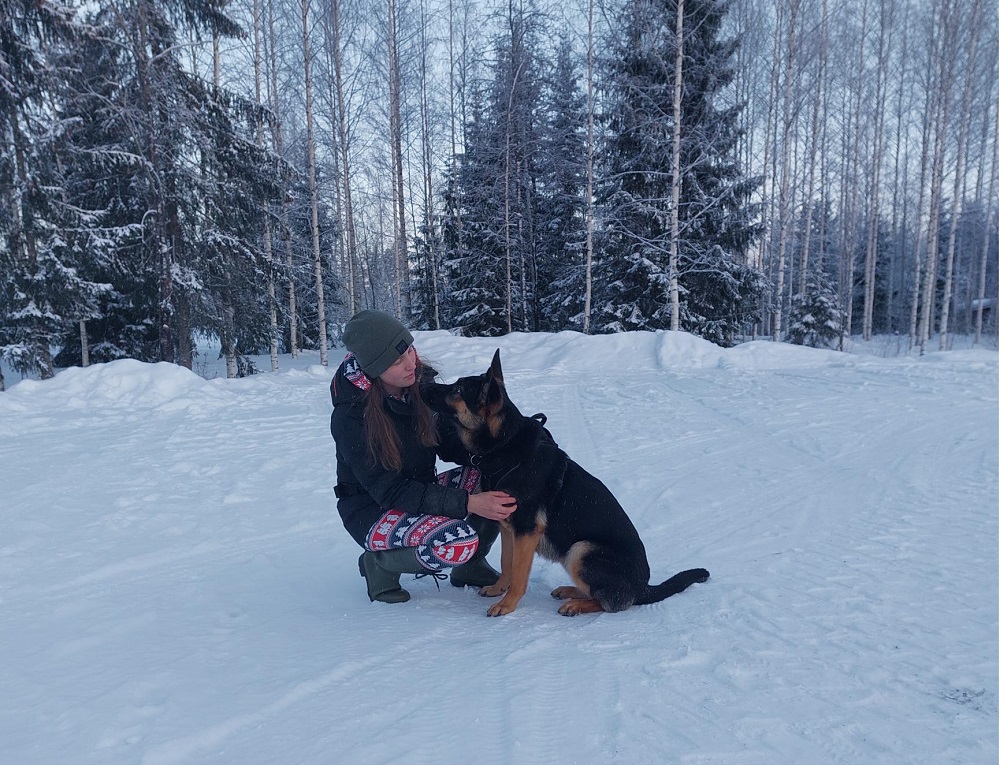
[333,408,469,520]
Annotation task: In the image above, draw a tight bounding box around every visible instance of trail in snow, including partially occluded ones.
[1,331,996,765]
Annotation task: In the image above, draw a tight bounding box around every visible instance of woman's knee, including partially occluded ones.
[426,522,479,568]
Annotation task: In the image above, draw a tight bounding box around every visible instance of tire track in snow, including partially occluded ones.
[140,656,382,765]
[13,519,342,602]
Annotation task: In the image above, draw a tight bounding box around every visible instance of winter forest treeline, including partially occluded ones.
[1,0,997,381]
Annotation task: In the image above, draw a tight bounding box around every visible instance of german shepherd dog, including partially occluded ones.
[424,349,710,617]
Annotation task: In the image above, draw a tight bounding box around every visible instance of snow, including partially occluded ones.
[2,330,997,765]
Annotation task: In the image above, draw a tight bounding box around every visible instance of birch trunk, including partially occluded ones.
[301,0,329,365]
[974,105,998,345]
[798,0,828,297]
[387,0,409,319]
[907,27,936,349]
[862,2,892,341]
[918,1,957,353]
[328,0,361,316]
[668,0,685,331]
[253,0,279,371]
[939,0,982,350]
[267,0,298,357]
[841,0,869,344]
[772,0,797,341]
[418,0,440,328]
[582,0,595,334]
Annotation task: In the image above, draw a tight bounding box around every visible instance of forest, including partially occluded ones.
[1,0,997,380]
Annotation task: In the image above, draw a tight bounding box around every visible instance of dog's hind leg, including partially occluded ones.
[552,542,606,615]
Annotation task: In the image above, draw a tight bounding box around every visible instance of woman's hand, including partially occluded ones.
[467,491,517,521]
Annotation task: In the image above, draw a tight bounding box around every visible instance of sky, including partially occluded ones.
[1,329,997,764]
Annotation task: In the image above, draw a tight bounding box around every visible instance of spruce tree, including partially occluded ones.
[535,37,589,332]
[0,0,88,377]
[440,85,510,335]
[597,0,763,345]
[440,10,544,337]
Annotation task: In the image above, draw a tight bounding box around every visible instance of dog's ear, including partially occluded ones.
[489,348,504,385]
[476,349,505,415]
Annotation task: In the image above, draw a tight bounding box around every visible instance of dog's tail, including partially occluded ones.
[635,568,710,606]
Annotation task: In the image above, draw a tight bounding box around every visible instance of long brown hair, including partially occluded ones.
[362,362,438,471]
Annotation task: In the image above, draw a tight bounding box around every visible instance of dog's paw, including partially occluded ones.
[557,598,603,616]
[551,585,588,600]
[486,600,517,617]
[479,583,508,598]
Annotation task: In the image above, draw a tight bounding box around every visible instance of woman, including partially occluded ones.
[329,310,516,603]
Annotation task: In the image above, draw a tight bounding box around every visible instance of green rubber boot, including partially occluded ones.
[450,518,501,588]
[358,548,426,603]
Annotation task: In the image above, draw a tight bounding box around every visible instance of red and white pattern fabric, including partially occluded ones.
[342,353,372,392]
[363,467,483,571]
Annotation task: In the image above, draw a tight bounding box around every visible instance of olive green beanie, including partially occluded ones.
[342,310,413,379]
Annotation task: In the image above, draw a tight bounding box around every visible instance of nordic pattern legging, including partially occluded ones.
[364,466,482,571]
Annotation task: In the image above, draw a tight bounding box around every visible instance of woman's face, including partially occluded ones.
[379,345,417,392]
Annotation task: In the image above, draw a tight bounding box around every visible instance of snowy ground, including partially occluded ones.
[1,330,997,765]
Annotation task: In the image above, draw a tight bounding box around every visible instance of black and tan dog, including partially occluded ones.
[424,349,709,617]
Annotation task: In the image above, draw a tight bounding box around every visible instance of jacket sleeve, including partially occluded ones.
[331,405,469,520]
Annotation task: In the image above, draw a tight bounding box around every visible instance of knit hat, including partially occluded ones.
[342,310,413,379]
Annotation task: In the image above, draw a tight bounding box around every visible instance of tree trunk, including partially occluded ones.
[268,0,298,357]
[841,0,869,344]
[301,0,328,365]
[668,0,685,332]
[253,0,279,371]
[975,104,998,345]
[387,0,409,320]
[862,1,892,341]
[418,0,440,328]
[918,0,958,353]
[798,0,828,298]
[907,27,936,349]
[939,0,982,350]
[772,0,798,341]
[79,321,90,367]
[582,0,595,334]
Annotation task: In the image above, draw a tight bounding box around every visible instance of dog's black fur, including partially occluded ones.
[424,349,709,616]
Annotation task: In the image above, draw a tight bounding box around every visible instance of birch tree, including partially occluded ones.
[938,0,983,350]
[301,0,329,365]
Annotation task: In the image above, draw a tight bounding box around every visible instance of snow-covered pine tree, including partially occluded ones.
[535,37,589,332]
[440,9,544,336]
[597,0,764,344]
[193,87,288,377]
[0,0,90,378]
[439,84,509,336]
[788,272,844,349]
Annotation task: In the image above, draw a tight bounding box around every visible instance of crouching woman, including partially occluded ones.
[329,310,515,603]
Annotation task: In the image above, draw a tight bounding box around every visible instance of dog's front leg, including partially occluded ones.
[480,522,514,598]
[486,527,542,617]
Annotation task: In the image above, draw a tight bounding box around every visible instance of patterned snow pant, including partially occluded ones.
[364,466,482,571]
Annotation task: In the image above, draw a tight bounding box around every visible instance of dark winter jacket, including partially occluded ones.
[329,353,470,547]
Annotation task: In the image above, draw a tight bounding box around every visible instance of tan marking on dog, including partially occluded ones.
[450,398,481,450]
[563,541,594,588]
[553,542,603,615]
[486,522,544,617]
[486,406,504,438]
